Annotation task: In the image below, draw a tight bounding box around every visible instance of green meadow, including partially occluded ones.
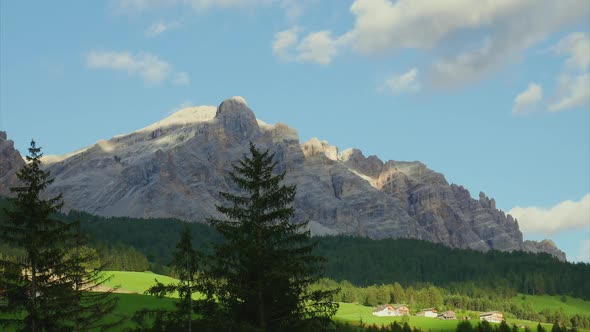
[333,302,590,332]
[101,272,590,332]
[3,271,590,331]
[103,270,180,295]
[512,294,590,317]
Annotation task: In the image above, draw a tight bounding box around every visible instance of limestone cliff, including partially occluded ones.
[0,131,25,197]
[0,98,566,260]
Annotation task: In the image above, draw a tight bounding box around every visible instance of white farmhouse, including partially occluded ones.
[416,308,438,318]
[372,304,410,317]
[480,311,503,323]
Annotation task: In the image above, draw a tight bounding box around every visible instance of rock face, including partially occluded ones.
[0,98,566,260]
[0,131,25,197]
[523,240,567,261]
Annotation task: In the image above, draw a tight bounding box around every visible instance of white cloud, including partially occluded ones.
[381,68,421,94]
[295,31,340,65]
[549,73,590,111]
[545,33,590,112]
[509,194,590,235]
[512,83,543,114]
[279,0,308,22]
[292,0,588,84]
[272,26,300,60]
[553,32,590,71]
[575,239,590,263]
[173,72,190,85]
[86,51,187,85]
[146,21,181,37]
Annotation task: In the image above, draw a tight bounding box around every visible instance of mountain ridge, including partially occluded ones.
[0,97,566,260]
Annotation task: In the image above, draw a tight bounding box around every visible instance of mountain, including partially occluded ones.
[0,131,25,197]
[0,97,566,260]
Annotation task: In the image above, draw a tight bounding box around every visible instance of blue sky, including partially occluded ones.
[1,0,589,261]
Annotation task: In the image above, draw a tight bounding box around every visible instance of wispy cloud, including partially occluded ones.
[546,32,590,112]
[509,194,590,235]
[549,73,590,111]
[146,21,181,37]
[512,83,543,115]
[552,32,590,71]
[173,72,190,85]
[295,31,340,65]
[272,26,300,61]
[86,51,189,86]
[509,32,589,114]
[380,68,421,94]
[272,27,344,65]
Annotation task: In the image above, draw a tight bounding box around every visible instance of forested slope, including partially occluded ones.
[1,199,588,299]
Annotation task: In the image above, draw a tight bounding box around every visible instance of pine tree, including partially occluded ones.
[0,140,117,331]
[204,143,338,331]
[134,224,200,331]
[65,222,120,331]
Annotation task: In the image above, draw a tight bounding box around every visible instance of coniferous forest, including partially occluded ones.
[2,203,587,301]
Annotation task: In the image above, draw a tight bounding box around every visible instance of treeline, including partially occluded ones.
[73,214,219,276]
[1,198,589,300]
[346,321,579,332]
[314,236,590,300]
[75,216,590,301]
[454,321,577,332]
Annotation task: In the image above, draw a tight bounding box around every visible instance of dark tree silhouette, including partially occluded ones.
[0,140,117,331]
[205,143,338,331]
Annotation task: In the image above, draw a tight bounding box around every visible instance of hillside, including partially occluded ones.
[0,97,565,260]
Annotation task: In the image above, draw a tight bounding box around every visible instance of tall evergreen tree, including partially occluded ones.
[205,143,338,331]
[65,222,120,331]
[0,140,117,331]
[134,224,201,332]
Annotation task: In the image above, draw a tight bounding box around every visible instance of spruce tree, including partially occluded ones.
[0,140,117,331]
[134,224,200,331]
[65,222,119,331]
[205,143,338,331]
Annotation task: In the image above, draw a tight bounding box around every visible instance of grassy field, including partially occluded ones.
[334,302,590,332]
[101,293,176,331]
[335,302,464,331]
[102,270,179,294]
[101,272,590,331]
[3,271,590,331]
[512,294,590,316]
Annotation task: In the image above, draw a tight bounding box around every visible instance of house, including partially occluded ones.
[479,311,503,323]
[437,310,456,320]
[416,308,438,318]
[372,304,410,317]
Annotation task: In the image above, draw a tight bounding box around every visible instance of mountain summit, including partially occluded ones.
[0,98,566,260]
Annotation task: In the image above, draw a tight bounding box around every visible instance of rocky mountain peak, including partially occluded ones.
[0,98,568,261]
[301,138,338,160]
[215,96,259,141]
[524,239,566,261]
[0,131,25,196]
[339,148,384,179]
[479,191,497,209]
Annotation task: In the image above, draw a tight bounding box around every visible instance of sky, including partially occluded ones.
[1,0,589,262]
